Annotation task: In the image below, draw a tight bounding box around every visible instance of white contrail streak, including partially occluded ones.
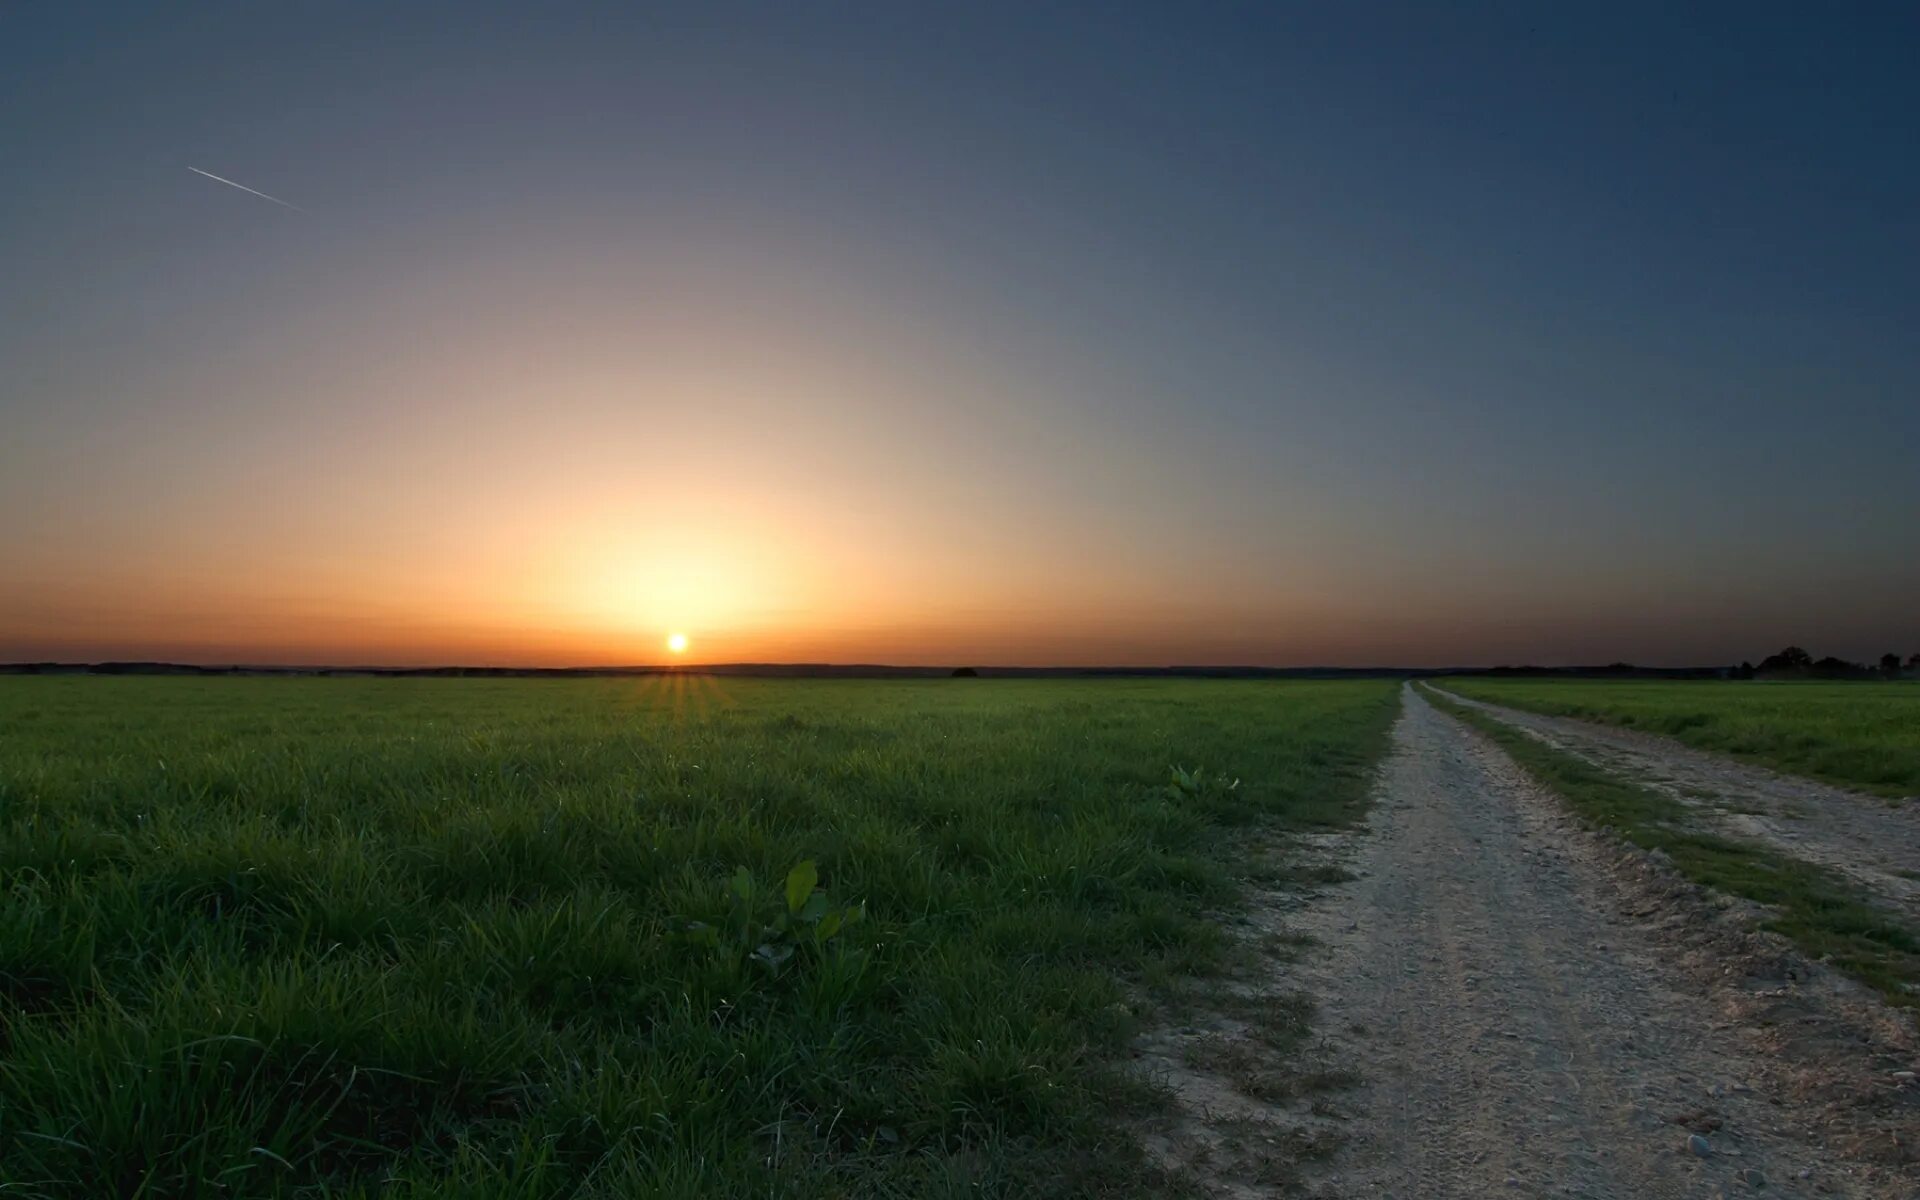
[188,166,307,213]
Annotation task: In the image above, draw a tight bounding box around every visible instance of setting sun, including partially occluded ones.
[666,632,690,655]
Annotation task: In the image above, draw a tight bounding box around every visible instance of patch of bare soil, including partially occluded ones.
[1436,688,1920,928]
[1134,686,1918,1198]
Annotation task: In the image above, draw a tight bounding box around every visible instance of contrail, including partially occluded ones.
[188,166,307,213]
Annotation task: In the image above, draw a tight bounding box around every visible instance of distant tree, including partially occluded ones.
[1731,660,1755,680]
[1811,655,1857,677]
[1756,646,1813,674]
[1882,653,1903,679]
[951,667,979,678]
[1908,652,1920,671]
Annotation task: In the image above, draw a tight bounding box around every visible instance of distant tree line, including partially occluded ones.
[1730,646,1920,680]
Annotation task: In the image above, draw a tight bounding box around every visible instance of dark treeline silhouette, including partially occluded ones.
[1733,646,1918,681]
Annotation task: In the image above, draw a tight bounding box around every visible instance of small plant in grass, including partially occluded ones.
[1167,765,1239,800]
[682,860,865,978]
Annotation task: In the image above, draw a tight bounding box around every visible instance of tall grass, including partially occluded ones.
[0,676,1397,1198]
[1440,678,1920,798]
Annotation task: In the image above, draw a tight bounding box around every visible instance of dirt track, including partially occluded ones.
[1142,684,1917,1198]
[1434,687,1920,927]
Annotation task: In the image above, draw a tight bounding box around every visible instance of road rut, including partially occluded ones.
[1434,687,1920,928]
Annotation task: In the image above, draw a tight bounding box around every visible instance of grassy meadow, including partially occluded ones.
[0,675,1397,1199]
[1439,678,1920,799]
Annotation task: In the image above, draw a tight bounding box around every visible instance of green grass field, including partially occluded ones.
[0,676,1397,1199]
[1438,678,1920,798]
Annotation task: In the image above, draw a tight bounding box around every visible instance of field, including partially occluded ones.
[0,676,1397,1199]
[1438,678,1920,798]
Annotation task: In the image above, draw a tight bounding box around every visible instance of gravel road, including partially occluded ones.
[1144,685,1916,1198]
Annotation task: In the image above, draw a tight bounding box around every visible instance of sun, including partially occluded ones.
[666,632,690,655]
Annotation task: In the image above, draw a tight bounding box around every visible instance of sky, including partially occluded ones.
[3,2,1916,668]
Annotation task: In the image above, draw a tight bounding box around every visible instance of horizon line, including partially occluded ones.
[0,659,1750,677]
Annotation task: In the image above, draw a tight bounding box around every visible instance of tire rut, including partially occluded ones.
[1433,687,1920,929]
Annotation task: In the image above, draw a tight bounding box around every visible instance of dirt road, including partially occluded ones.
[1144,684,1915,1198]
[1434,687,1920,927]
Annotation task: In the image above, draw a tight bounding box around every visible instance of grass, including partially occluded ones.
[1419,686,1920,1009]
[0,675,1398,1199]
[1437,677,1920,799]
